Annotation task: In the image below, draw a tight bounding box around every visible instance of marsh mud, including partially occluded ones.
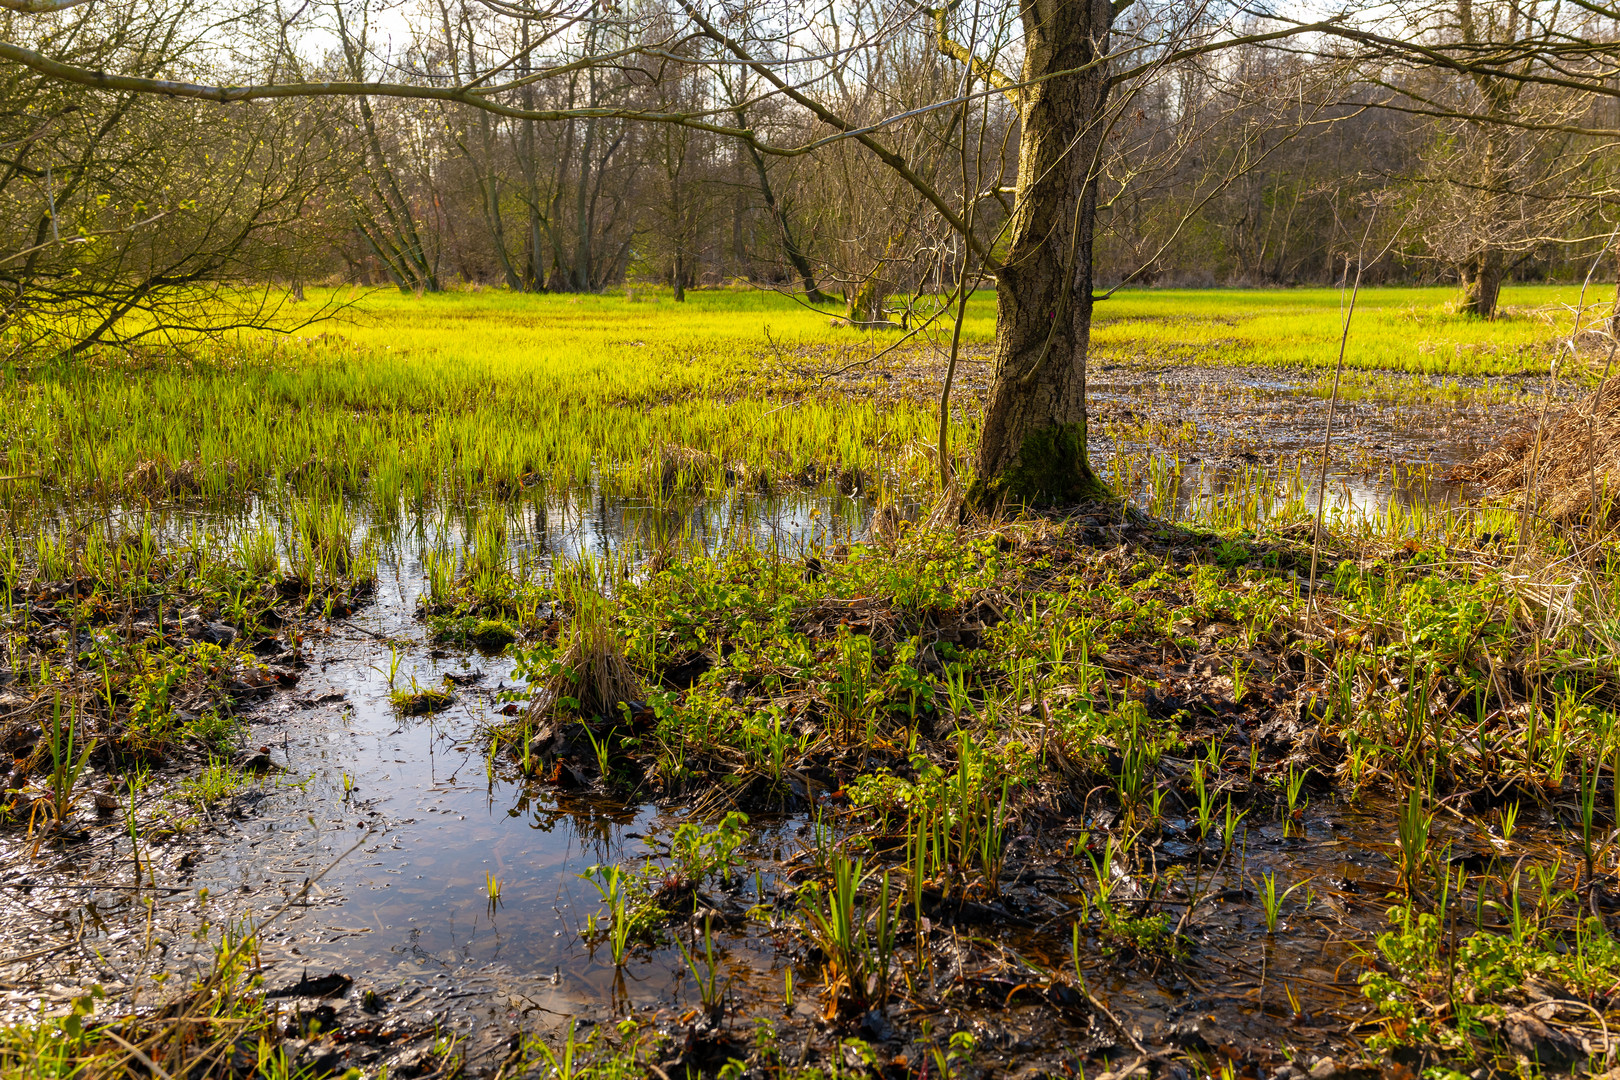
[807,342,1551,521]
[0,513,1590,1077]
[0,561,1372,1066]
[1086,362,1557,469]
[1082,363,1561,523]
[0,373,1591,1074]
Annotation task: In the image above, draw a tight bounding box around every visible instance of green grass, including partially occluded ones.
[8,281,1620,1072]
[0,283,1601,521]
[2,286,962,512]
[178,757,247,807]
[0,503,373,837]
[0,923,318,1078]
[1092,283,1603,375]
[482,493,1620,1063]
[389,676,457,715]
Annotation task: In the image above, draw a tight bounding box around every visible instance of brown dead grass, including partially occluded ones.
[534,581,642,721]
[1449,383,1620,527]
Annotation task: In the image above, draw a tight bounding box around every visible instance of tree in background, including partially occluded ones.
[0,1,350,356]
[1342,0,1620,317]
[8,0,1620,496]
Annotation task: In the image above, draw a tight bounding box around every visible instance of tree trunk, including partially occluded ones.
[735,109,831,304]
[969,0,1114,507]
[846,270,888,325]
[469,65,523,291]
[519,24,543,292]
[482,169,525,293]
[1459,249,1503,319]
[573,114,597,291]
[673,251,686,302]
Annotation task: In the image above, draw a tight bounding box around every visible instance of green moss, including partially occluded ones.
[429,615,517,650]
[969,421,1111,508]
[389,685,455,715]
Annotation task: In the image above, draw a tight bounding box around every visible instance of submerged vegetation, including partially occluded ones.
[4,286,1620,1077]
[0,504,376,836]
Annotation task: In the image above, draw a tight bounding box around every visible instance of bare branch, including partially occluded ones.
[0,0,92,11]
[917,2,1020,107]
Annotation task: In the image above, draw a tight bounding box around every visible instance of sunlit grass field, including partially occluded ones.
[4,285,1618,1078]
[319,280,1601,376]
[1092,283,1600,374]
[0,282,1599,518]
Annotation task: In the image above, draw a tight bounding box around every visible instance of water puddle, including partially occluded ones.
[0,533,1579,1069]
[1083,363,1542,522]
[0,369,1572,1071]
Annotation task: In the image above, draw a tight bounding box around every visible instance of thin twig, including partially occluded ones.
[102,1030,175,1080]
[1308,211,1381,624]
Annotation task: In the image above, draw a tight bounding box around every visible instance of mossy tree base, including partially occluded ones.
[967,422,1111,508]
[956,0,1115,516]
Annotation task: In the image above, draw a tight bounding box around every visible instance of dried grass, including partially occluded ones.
[867,503,904,547]
[648,445,717,497]
[922,477,964,530]
[123,458,200,496]
[534,575,642,721]
[1448,384,1620,528]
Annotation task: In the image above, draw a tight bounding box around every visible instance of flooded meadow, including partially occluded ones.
[1,290,1616,1079]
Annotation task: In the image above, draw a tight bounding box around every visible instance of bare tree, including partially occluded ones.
[15,0,1620,496]
[635,40,715,299]
[1381,2,1603,315]
[0,1,349,355]
[717,65,831,301]
[1290,0,1620,313]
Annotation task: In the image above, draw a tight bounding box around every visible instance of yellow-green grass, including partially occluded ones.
[1092,283,1605,375]
[3,287,965,513]
[0,283,1599,516]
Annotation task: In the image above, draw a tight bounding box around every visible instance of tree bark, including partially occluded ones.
[573,114,597,290]
[846,270,888,326]
[519,22,543,292]
[1459,249,1503,318]
[472,111,525,292]
[970,0,1113,507]
[1612,247,1620,337]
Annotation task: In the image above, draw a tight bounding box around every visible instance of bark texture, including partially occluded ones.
[1458,249,1503,319]
[970,0,1113,507]
[1612,249,1620,337]
[845,271,889,325]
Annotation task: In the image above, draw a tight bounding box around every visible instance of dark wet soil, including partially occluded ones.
[0,363,1577,1073]
[0,537,1580,1076]
[799,345,1550,520]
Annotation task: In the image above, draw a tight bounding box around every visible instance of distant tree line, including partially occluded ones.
[255,0,1620,310]
[251,1,1620,307]
[5,0,1618,347]
[7,0,1620,497]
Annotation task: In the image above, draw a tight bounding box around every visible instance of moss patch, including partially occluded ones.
[969,421,1110,507]
[389,685,456,715]
[429,615,518,650]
